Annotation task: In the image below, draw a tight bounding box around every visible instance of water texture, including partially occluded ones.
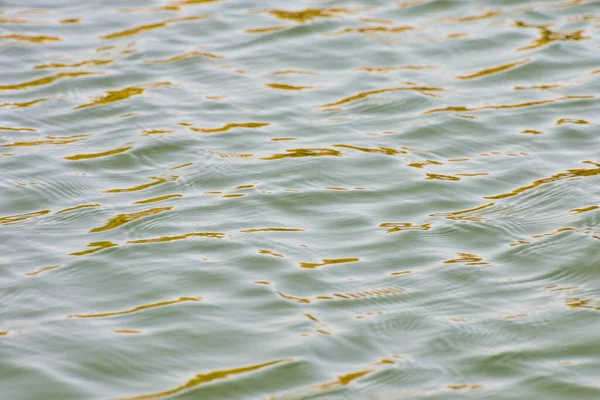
[1,0,599,399]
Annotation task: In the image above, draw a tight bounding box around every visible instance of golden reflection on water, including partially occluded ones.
[265,83,315,91]
[438,10,500,23]
[0,210,51,226]
[457,59,530,80]
[56,203,102,215]
[127,232,226,244]
[101,15,211,40]
[134,194,182,204]
[0,71,99,91]
[65,145,133,161]
[0,126,37,132]
[90,207,172,233]
[26,265,60,276]
[75,82,172,109]
[0,34,61,43]
[146,51,224,64]
[104,176,179,193]
[68,296,202,318]
[443,253,491,267]
[118,358,292,400]
[424,95,594,115]
[514,20,587,51]
[70,241,118,256]
[34,59,113,69]
[262,148,343,160]
[379,222,431,233]
[299,257,360,269]
[0,97,50,108]
[2,134,90,148]
[190,122,270,134]
[320,86,444,109]
[484,161,600,199]
[266,8,355,23]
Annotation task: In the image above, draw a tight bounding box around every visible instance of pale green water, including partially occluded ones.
[1,0,599,399]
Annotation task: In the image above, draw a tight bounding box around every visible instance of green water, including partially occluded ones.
[1,0,599,399]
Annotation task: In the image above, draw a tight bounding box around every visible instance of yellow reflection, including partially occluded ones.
[426,173,461,181]
[56,203,101,215]
[266,83,315,91]
[565,298,599,311]
[0,98,50,108]
[60,18,80,24]
[190,122,270,133]
[262,148,343,160]
[514,21,587,51]
[134,194,182,204]
[320,86,444,108]
[74,82,171,109]
[424,95,594,114]
[70,241,118,256]
[170,162,193,170]
[532,227,576,239]
[438,10,499,23]
[105,176,179,193]
[146,51,224,64]
[2,134,90,148]
[300,257,359,269]
[0,34,61,43]
[320,370,373,389]
[127,232,226,244]
[457,59,530,80]
[65,145,133,160]
[397,0,424,7]
[69,296,202,318]
[34,59,112,69]
[259,249,284,257]
[270,70,317,75]
[267,8,354,23]
[0,17,29,24]
[514,84,566,90]
[485,162,600,199]
[521,129,542,135]
[448,384,483,391]
[0,72,98,91]
[119,358,292,400]
[333,144,404,155]
[102,15,211,39]
[90,207,172,233]
[245,26,287,34]
[355,65,435,74]
[0,210,50,225]
[222,193,245,198]
[379,222,431,233]
[241,227,304,233]
[444,253,491,266]
[331,26,414,35]
[407,160,443,168]
[555,118,589,125]
[0,126,37,132]
[114,329,141,334]
[26,265,60,276]
[570,205,598,214]
[142,129,175,136]
[121,0,218,13]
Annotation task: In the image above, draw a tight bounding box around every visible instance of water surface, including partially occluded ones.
[1,0,599,399]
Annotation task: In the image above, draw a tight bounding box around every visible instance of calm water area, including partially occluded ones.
[1,0,599,399]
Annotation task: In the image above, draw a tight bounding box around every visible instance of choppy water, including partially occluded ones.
[1,0,599,399]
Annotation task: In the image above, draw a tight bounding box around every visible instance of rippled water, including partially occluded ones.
[1,0,599,399]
